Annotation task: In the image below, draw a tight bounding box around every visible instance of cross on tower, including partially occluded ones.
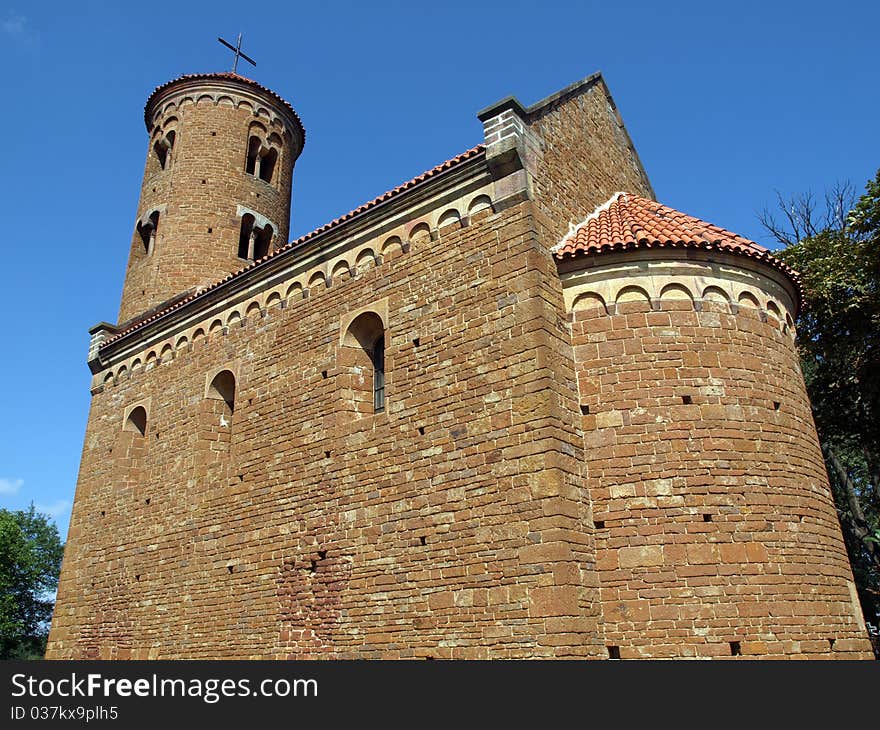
[217,33,256,74]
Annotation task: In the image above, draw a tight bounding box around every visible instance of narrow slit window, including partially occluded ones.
[373,337,385,413]
[238,214,255,259]
[245,136,261,175]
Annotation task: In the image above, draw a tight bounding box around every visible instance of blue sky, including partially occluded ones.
[1,0,877,540]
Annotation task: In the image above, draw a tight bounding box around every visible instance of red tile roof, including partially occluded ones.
[554,192,801,296]
[144,72,305,143]
[100,145,486,350]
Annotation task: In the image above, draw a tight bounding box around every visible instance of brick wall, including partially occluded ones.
[48,200,608,659]
[570,296,873,658]
[528,80,653,239]
[49,73,873,660]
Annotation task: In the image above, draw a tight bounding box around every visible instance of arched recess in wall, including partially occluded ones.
[572,291,608,316]
[206,369,236,414]
[355,248,377,273]
[285,282,303,301]
[766,301,782,321]
[381,235,403,259]
[199,369,236,472]
[119,403,149,478]
[308,271,327,291]
[659,283,694,310]
[616,285,651,312]
[409,222,431,244]
[266,291,282,309]
[738,291,761,308]
[467,195,493,220]
[340,312,386,417]
[701,285,731,310]
[437,208,462,230]
[331,260,351,283]
[124,405,148,436]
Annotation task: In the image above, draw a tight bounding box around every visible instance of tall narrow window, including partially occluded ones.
[238,216,273,261]
[238,214,255,259]
[259,147,277,183]
[254,225,273,260]
[372,337,385,413]
[153,130,175,170]
[245,136,261,175]
[137,210,160,255]
[341,311,387,417]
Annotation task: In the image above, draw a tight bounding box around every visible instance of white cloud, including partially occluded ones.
[0,477,24,496]
[1,14,26,36]
[36,500,71,521]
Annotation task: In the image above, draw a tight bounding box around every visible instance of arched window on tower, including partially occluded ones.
[137,210,160,255]
[153,129,176,170]
[245,136,261,175]
[238,216,274,261]
[341,312,387,417]
[245,131,281,185]
[254,224,273,260]
[259,146,277,183]
[238,214,255,259]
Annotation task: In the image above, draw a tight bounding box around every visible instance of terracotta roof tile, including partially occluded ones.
[553,192,801,300]
[100,145,486,350]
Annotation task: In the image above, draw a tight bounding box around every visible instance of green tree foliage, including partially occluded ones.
[0,505,64,659]
[769,170,880,653]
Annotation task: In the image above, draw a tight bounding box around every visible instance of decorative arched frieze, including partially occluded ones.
[355,248,378,273]
[381,235,403,258]
[332,261,351,284]
[572,291,608,316]
[437,208,462,230]
[467,194,493,219]
[266,291,283,309]
[285,282,304,301]
[408,222,431,243]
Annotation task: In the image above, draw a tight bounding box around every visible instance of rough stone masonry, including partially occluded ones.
[47,71,874,659]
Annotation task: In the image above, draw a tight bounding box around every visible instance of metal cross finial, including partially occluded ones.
[217,33,256,74]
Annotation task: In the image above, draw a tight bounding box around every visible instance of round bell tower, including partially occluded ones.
[117,73,305,323]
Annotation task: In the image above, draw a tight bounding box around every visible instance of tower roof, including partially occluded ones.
[143,72,305,143]
[553,192,801,298]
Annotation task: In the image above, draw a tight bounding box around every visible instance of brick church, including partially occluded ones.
[47,69,873,659]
